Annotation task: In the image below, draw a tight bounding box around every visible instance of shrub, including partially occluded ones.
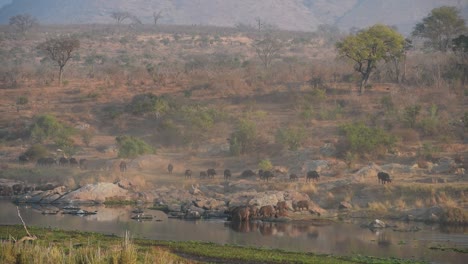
[402,105,421,128]
[275,126,307,151]
[339,122,396,158]
[126,93,170,117]
[229,119,258,155]
[23,143,48,160]
[30,114,75,146]
[116,135,154,158]
[258,159,273,171]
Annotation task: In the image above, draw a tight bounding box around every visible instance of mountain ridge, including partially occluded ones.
[0,0,466,34]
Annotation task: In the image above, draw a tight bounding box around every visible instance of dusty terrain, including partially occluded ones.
[0,25,467,225]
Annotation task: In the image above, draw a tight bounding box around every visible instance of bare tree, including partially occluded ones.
[9,13,37,34]
[37,36,80,86]
[153,11,163,26]
[111,11,132,25]
[253,31,283,70]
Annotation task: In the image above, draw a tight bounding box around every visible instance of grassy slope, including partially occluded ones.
[0,225,425,264]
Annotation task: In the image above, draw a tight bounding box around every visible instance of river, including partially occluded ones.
[0,200,466,263]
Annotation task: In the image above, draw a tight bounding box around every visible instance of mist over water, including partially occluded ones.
[0,201,466,264]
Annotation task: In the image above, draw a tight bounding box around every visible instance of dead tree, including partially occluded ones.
[37,36,80,86]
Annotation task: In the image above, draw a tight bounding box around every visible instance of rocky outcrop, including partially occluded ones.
[302,160,329,173]
[56,182,135,204]
[431,157,456,174]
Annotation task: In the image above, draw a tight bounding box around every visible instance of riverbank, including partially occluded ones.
[0,225,426,264]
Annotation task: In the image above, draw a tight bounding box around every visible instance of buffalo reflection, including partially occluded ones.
[227,221,320,238]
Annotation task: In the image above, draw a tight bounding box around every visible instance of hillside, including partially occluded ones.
[0,0,467,34]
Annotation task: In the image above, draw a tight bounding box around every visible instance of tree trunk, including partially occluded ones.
[59,66,64,86]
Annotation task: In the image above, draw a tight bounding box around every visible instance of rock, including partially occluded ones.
[354,163,382,179]
[273,166,288,174]
[380,163,414,174]
[193,198,225,210]
[249,191,284,207]
[320,143,336,157]
[115,178,134,190]
[57,182,134,204]
[404,214,415,221]
[184,210,201,219]
[167,204,181,212]
[431,157,456,174]
[302,160,329,173]
[190,185,202,195]
[368,219,386,229]
[339,201,352,210]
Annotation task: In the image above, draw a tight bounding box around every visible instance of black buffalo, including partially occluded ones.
[185,169,192,179]
[207,168,217,179]
[224,169,231,180]
[306,171,319,182]
[377,172,391,184]
[168,163,173,174]
[119,161,127,172]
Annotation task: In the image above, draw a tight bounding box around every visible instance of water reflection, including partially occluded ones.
[0,201,466,264]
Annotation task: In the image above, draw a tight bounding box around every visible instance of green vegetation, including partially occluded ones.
[23,144,48,160]
[0,226,426,264]
[229,119,259,155]
[29,114,76,155]
[412,6,466,52]
[339,122,396,158]
[116,135,154,159]
[126,93,170,117]
[336,24,405,93]
[258,158,273,171]
[275,126,307,150]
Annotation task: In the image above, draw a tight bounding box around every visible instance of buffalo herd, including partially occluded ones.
[33,156,88,170]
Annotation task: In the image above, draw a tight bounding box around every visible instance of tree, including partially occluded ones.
[153,11,163,26]
[412,6,466,52]
[336,24,405,94]
[111,11,132,25]
[253,31,283,70]
[452,34,468,84]
[9,13,37,34]
[37,36,80,86]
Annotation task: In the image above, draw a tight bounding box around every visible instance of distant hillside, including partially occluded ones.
[0,0,466,34]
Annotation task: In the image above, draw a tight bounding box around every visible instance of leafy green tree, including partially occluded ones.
[412,6,466,52]
[452,34,468,84]
[339,122,396,157]
[30,114,66,142]
[23,144,48,160]
[258,159,273,171]
[229,119,258,155]
[336,24,405,94]
[37,36,80,86]
[116,135,154,158]
[275,126,307,151]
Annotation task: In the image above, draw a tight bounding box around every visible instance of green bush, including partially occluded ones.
[339,122,396,157]
[116,135,154,158]
[229,119,258,156]
[402,105,421,128]
[23,144,48,160]
[275,126,307,151]
[30,114,75,145]
[126,93,170,117]
[258,159,273,171]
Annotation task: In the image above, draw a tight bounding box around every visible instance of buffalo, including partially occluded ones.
[306,170,320,182]
[69,158,79,167]
[240,170,256,178]
[293,200,309,211]
[168,163,173,174]
[59,157,69,166]
[79,159,87,170]
[119,161,127,172]
[207,168,217,179]
[18,154,29,165]
[377,172,392,184]
[289,174,298,181]
[184,169,192,179]
[224,169,231,180]
[259,170,275,182]
[199,171,208,179]
[231,206,250,222]
[258,205,276,218]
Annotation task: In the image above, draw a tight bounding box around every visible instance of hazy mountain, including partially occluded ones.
[0,0,466,35]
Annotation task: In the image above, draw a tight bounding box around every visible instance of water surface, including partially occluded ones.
[0,201,466,264]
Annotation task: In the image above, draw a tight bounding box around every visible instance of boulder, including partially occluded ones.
[193,198,225,210]
[368,219,386,229]
[339,201,352,210]
[115,178,134,190]
[57,182,134,204]
[167,204,182,212]
[302,160,329,173]
[184,210,201,220]
[320,143,336,157]
[354,163,382,180]
[249,191,284,207]
[431,157,456,174]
